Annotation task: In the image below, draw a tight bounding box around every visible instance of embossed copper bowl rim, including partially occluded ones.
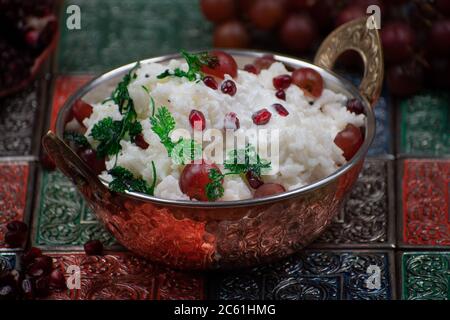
[55,49,375,208]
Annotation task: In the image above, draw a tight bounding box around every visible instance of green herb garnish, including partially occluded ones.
[90,62,143,157]
[108,162,156,195]
[157,50,218,82]
[205,145,271,201]
[63,131,90,148]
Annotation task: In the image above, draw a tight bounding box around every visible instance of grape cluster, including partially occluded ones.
[0,0,57,92]
[200,0,450,96]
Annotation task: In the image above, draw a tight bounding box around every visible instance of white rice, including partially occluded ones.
[82,60,365,201]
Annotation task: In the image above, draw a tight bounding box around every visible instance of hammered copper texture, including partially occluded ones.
[314,159,391,246]
[0,162,30,249]
[402,160,449,246]
[45,253,204,300]
[212,251,393,300]
[401,252,450,300]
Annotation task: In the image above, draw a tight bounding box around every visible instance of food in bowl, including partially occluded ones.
[62,50,365,202]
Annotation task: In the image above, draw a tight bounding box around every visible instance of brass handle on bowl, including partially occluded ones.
[42,131,111,201]
[314,16,384,106]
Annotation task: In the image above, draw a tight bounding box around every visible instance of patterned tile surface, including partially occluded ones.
[211,251,394,300]
[0,162,30,249]
[401,252,450,300]
[401,159,449,246]
[368,91,392,156]
[33,170,117,249]
[58,0,212,73]
[400,92,449,156]
[312,159,394,247]
[0,81,45,157]
[49,75,94,130]
[46,252,204,300]
[0,252,17,272]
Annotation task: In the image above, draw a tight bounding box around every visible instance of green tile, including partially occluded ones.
[34,171,116,248]
[402,252,450,300]
[400,92,450,156]
[58,0,212,73]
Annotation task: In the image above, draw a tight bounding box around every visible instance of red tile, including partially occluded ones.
[50,75,93,130]
[403,159,450,246]
[0,162,30,248]
[45,252,204,300]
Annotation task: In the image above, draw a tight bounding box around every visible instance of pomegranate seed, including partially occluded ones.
[134,133,149,149]
[49,269,66,290]
[246,171,264,189]
[252,108,272,125]
[346,98,364,115]
[40,153,56,171]
[275,89,286,100]
[22,247,43,267]
[244,64,259,74]
[224,112,240,130]
[203,76,218,90]
[34,276,50,297]
[189,109,206,131]
[221,80,237,96]
[84,239,104,255]
[272,103,289,116]
[273,74,292,90]
[6,221,27,233]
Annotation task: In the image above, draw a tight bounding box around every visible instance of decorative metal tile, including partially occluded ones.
[311,159,394,248]
[211,251,394,300]
[399,92,449,156]
[49,75,94,131]
[33,170,117,249]
[0,253,17,272]
[45,252,204,300]
[0,80,46,157]
[400,159,449,247]
[58,0,212,73]
[0,162,31,250]
[401,252,450,300]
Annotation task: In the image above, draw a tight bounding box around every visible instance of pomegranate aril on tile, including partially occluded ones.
[189,109,206,131]
[275,89,286,100]
[203,75,218,90]
[273,74,292,90]
[272,103,289,116]
[84,239,104,256]
[224,112,240,130]
[134,133,149,149]
[221,79,237,96]
[246,171,264,189]
[252,108,272,125]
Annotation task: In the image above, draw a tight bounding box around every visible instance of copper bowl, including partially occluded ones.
[43,18,383,270]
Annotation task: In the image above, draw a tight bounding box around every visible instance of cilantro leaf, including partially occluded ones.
[205,168,225,201]
[157,50,218,82]
[108,163,156,195]
[90,117,123,157]
[63,131,90,148]
[150,106,177,155]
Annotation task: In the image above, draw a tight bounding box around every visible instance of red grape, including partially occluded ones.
[292,67,324,98]
[180,162,222,201]
[254,183,286,198]
[249,0,285,30]
[72,99,93,124]
[430,19,450,55]
[200,0,236,23]
[386,61,424,97]
[279,14,318,52]
[334,124,363,161]
[381,22,416,63]
[214,21,250,48]
[201,50,238,79]
[335,5,365,27]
